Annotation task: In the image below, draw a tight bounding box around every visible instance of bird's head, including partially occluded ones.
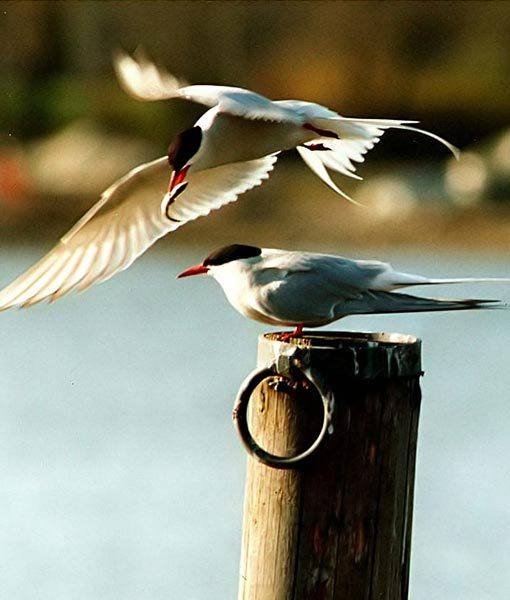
[177,244,263,281]
[167,126,203,201]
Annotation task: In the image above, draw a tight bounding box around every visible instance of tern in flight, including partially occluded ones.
[0,51,458,310]
[114,50,459,210]
[178,245,507,339]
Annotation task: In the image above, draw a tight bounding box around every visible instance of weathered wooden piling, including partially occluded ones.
[234,331,422,600]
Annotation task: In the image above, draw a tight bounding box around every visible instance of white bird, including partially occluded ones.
[0,51,458,311]
[114,50,459,208]
[178,245,507,338]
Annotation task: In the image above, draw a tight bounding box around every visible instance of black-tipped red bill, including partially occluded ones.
[168,165,190,194]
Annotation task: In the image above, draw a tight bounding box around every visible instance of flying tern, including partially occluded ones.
[0,52,458,311]
[114,50,459,209]
[178,245,507,338]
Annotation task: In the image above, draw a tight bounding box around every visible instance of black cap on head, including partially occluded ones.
[168,126,202,171]
[203,244,262,267]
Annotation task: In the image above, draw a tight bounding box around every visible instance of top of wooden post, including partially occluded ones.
[259,331,422,380]
[235,331,422,468]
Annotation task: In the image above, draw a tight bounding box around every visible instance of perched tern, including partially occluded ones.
[0,52,459,311]
[178,245,507,338]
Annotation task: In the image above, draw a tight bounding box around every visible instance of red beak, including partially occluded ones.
[177,264,209,278]
[168,165,190,193]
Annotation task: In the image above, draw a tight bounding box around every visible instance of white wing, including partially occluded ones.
[252,251,504,323]
[164,154,278,223]
[114,51,300,124]
[0,155,278,310]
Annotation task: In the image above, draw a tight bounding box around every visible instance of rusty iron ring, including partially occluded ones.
[232,365,332,470]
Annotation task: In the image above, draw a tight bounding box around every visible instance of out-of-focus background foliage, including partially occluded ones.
[1,3,510,600]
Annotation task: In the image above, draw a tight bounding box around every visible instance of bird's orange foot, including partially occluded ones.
[277,325,304,342]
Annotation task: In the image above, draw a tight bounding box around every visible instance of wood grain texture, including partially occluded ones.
[237,334,422,600]
[238,378,321,600]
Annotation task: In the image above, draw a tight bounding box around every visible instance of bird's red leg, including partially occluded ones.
[278,324,304,342]
[303,123,339,139]
[307,143,329,151]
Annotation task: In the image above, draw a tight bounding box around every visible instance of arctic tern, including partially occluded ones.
[114,50,459,209]
[178,245,507,339]
[0,52,458,311]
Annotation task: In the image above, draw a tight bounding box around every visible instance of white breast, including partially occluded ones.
[210,261,283,326]
[193,109,314,172]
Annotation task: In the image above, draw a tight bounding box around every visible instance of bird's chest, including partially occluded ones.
[194,112,311,170]
[214,267,272,324]
[220,275,255,316]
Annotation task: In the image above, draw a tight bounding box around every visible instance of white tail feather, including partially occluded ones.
[296,146,363,205]
[414,277,510,286]
[312,117,459,158]
[392,125,460,160]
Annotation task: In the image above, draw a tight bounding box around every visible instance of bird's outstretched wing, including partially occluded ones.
[0,154,278,310]
[164,154,278,223]
[114,50,300,124]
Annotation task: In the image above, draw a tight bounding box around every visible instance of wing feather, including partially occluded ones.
[164,154,278,224]
[0,154,278,310]
[14,256,69,308]
[52,245,101,300]
[114,51,300,123]
[49,250,87,302]
[113,49,189,102]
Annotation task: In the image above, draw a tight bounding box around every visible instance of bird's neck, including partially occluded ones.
[213,263,255,311]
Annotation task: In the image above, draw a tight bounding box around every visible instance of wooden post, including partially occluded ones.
[236,331,422,600]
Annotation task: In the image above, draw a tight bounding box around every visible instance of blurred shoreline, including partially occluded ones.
[2,119,510,256]
[1,200,509,255]
[162,204,510,254]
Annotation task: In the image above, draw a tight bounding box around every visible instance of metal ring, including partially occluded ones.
[232,365,332,469]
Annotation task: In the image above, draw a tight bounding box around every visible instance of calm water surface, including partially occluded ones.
[0,244,509,600]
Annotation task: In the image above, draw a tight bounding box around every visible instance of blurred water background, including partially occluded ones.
[1,2,510,599]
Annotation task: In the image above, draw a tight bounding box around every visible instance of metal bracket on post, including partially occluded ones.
[233,346,334,469]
